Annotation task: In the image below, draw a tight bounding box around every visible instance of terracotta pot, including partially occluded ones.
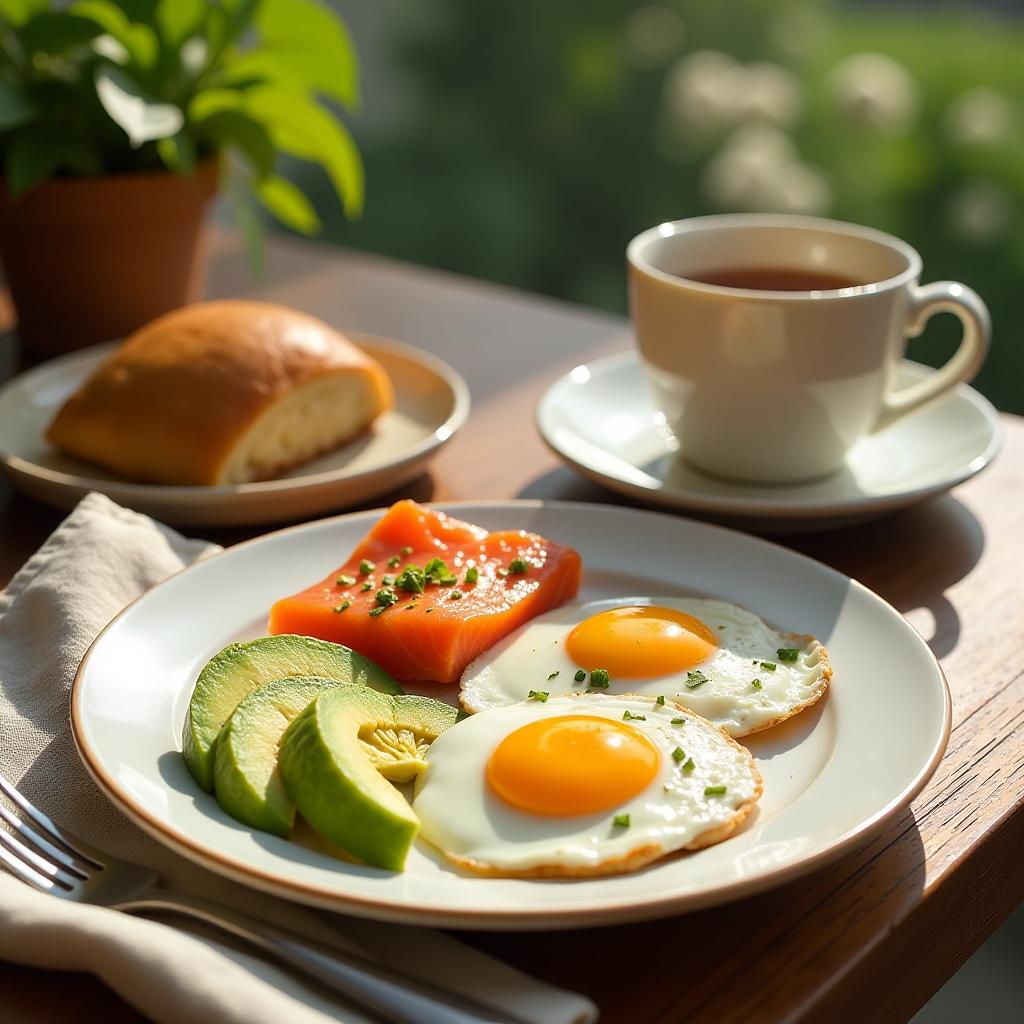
[0,158,219,356]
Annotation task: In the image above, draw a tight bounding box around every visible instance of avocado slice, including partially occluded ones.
[182,634,402,791]
[213,676,354,837]
[278,688,459,871]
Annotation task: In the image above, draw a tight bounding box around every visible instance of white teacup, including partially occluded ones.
[627,214,990,484]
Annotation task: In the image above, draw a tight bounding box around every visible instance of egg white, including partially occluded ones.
[412,693,762,877]
[459,597,831,737]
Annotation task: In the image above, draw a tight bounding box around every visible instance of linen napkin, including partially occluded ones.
[0,492,598,1024]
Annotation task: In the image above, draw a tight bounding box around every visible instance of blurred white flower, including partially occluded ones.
[702,123,830,214]
[625,6,686,68]
[664,50,744,131]
[768,163,832,214]
[945,87,1017,147]
[946,181,1012,243]
[736,62,802,125]
[827,53,918,133]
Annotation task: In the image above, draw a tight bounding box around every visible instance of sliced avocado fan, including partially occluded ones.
[279,687,459,871]
[183,634,402,791]
[213,676,356,837]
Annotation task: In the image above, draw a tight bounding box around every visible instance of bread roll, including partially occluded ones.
[46,301,393,486]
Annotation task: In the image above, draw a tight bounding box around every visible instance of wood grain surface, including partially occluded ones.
[2,230,1022,1024]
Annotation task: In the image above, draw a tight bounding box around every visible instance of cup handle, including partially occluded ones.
[873,281,990,431]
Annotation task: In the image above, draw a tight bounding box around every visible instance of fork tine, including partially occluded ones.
[0,826,77,890]
[0,839,60,893]
[0,772,103,869]
[0,801,88,879]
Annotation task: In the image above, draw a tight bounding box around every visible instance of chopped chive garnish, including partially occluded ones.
[382,574,395,586]
[404,603,418,611]
[704,785,727,796]
[547,670,560,681]
[375,587,399,608]
[425,607,434,613]
[527,690,549,702]
[449,589,464,600]
[358,559,375,575]
[332,601,351,613]
[360,581,373,592]
[387,555,401,569]
[400,545,413,556]
[683,757,695,772]
[589,668,610,688]
[752,678,763,690]
[776,648,799,662]
[622,710,646,721]
[656,695,666,705]
[573,669,587,683]
[395,566,425,593]
[612,813,630,828]
[336,574,356,587]
[671,717,686,725]
[672,747,686,763]
[464,566,479,584]
[508,558,529,575]
[760,661,777,672]
[686,670,708,689]
[368,606,387,618]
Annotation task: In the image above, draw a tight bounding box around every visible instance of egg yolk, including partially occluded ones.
[565,605,718,679]
[486,715,660,816]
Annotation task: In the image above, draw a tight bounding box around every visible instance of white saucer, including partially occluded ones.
[0,333,469,527]
[537,351,1001,531]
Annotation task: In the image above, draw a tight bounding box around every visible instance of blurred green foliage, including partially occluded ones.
[310,1,1024,411]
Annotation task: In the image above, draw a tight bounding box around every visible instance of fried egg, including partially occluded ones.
[459,597,831,737]
[412,694,762,877]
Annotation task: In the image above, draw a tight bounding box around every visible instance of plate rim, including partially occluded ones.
[70,499,952,929]
[0,332,471,502]
[536,350,1003,521]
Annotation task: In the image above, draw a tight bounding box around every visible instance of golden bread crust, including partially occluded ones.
[46,300,393,485]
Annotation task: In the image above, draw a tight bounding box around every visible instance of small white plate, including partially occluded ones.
[537,352,1001,531]
[72,501,949,930]
[0,334,469,527]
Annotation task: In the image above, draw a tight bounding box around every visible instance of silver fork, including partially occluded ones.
[0,771,521,1024]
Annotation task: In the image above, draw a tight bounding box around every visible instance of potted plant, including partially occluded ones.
[0,0,362,355]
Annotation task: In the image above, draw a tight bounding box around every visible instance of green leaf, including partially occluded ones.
[4,125,100,197]
[245,86,363,217]
[194,109,273,179]
[0,0,47,27]
[19,12,103,54]
[5,130,61,197]
[254,175,321,234]
[155,0,204,47]
[95,65,184,147]
[71,0,158,68]
[0,79,36,130]
[188,87,244,121]
[226,0,358,107]
[156,132,196,174]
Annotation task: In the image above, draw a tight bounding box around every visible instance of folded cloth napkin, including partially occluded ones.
[0,493,598,1024]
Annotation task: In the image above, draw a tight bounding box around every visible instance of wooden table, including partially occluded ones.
[4,231,1023,1024]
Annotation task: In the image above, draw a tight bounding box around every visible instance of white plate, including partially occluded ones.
[0,334,469,527]
[72,501,949,930]
[537,351,1001,531]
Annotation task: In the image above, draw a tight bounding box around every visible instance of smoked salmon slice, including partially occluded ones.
[268,500,582,683]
